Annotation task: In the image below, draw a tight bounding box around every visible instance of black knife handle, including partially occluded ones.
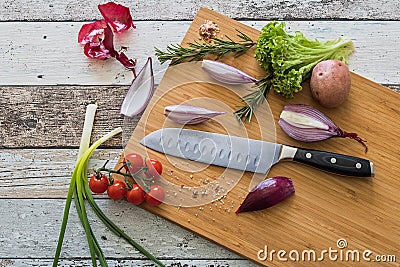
[293,148,374,177]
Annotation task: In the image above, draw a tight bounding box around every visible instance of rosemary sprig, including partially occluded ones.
[155,30,256,65]
[155,30,272,122]
[234,75,273,122]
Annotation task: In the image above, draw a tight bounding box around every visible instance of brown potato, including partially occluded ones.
[310,60,351,108]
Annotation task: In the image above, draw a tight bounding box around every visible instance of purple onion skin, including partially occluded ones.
[236,176,295,214]
[202,60,259,85]
[278,119,337,142]
[278,104,368,152]
[164,105,225,125]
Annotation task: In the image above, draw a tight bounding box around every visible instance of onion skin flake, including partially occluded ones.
[78,2,137,74]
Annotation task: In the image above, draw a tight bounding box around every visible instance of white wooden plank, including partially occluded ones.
[0,149,122,198]
[0,21,399,86]
[0,199,255,263]
[0,86,136,148]
[1,0,400,21]
[0,259,258,267]
[0,149,258,264]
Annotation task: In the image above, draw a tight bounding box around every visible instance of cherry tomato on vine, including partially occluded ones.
[89,174,109,194]
[124,153,144,174]
[126,184,146,205]
[145,185,165,206]
[145,158,163,179]
[107,181,127,200]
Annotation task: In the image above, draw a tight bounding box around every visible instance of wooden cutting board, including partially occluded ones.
[121,8,400,266]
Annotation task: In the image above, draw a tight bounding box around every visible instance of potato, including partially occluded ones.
[310,60,351,108]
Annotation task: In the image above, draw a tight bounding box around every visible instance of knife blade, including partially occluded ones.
[140,128,374,177]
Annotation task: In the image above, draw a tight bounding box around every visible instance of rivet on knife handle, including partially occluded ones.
[293,148,374,177]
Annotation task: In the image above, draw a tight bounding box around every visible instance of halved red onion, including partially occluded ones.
[164,105,225,125]
[236,176,295,213]
[98,2,135,33]
[120,57,154,117]
[278,104,368,152]
[202,60,259,85]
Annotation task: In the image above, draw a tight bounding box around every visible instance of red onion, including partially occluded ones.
[164,105,225,125]
[278,104,368,152]
[120,57,154,117]
[236,176,294,213]
[202,60,259,85]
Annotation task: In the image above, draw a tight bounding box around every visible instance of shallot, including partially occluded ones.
[236,176,295,213]
[164,105,225,125]
[202,60,258,85]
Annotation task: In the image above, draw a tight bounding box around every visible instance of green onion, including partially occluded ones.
[53,104,165,267]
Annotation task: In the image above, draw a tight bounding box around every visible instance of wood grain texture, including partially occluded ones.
[0,259,257,267]
[1,21,400,85]
[0,84,398,149]
[1,0,400,266]
[0,86,135,148]
[122,8,400,266]
[0,149,256,265]
[0,199,252,262]
[0,149,121,198]
[1,0,400,21]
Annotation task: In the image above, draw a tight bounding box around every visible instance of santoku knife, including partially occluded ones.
[140,128,374,177]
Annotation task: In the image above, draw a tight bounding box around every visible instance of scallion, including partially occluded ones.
[53,104,165,267]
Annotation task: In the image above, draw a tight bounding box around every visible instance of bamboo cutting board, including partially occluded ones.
[122,8,400,266]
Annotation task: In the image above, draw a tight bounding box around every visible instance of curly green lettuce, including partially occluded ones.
[255,22,354,98]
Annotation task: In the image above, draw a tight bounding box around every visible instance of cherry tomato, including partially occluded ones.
[126,184,146,205]
[89,174,109,194]
[124,153,144,174]
[145,158,163,179]
[145,185,165,206]
[107,181,127,200]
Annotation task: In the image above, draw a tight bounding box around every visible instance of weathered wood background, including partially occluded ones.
[0,1,399,266]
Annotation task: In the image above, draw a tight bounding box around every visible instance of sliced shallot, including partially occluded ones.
[202,60,259,85]
[236,176,295,213]
[164,105,225,125]
[121,57,154,117]
[278,104,368,152]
